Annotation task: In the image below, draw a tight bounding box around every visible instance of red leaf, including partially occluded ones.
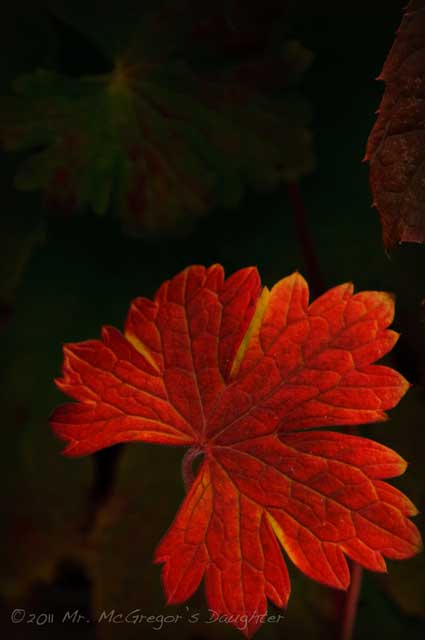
[365,0,425,249]
[50,265,422,637]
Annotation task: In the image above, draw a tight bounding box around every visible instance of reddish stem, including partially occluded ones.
[287,181,363,640]
[340,562,363,640]
[182,446,204,492]
[287,182,325,297]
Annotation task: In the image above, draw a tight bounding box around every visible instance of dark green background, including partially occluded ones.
[1,2,424,639]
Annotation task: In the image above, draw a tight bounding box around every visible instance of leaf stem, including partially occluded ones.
[340,562,363,640]
[287,182,325,297]
[182,446,204,492]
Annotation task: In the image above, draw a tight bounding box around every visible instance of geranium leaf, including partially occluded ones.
[88,442,337,640]
[0,5,314,233]
[50,265,421,637]
[365,0,425,249]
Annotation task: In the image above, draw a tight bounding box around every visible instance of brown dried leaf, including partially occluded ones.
[365,0,425,250]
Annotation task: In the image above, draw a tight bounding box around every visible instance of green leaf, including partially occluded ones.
[0,6,314,234]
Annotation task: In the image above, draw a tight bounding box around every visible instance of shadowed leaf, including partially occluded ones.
[365,0,425,250]
[0,3,314,234]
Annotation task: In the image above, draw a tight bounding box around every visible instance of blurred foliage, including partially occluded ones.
[0,0,314,234]
[0,1,424,640]
[0,267,92,599]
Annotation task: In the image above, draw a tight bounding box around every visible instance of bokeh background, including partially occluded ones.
[1,2,424,639]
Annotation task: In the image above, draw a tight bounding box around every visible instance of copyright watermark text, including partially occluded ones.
[11,607,285,631]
